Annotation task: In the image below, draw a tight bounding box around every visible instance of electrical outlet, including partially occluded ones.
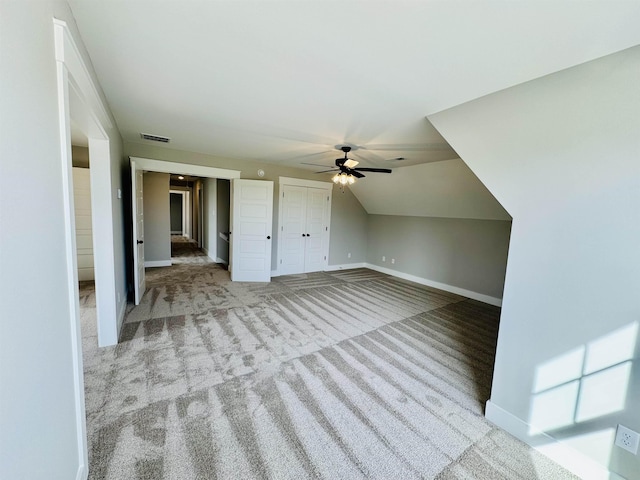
[382,256,386,262]
[391,258,395,264]
[615,425,640,454]
[347,252,351,258]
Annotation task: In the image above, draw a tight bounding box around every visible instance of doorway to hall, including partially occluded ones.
[168,175,230,268]
[170,192,185,236]
[170,234,209,265]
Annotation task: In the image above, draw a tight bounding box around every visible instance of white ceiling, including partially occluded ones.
[67,1,640,218]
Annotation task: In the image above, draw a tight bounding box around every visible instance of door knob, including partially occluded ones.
[302,233,305,237]
[267,235,271,239]
[307,234,310,237]
[137,240,144,244]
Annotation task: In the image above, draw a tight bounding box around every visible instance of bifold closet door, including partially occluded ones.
[280,185,307,274]
[280,185,329,275]
[303,188,327,272]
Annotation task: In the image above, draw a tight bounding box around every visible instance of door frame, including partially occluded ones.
[55,18,119,479]
[169,189,187,236]
[276,176,333,276]
[129,157,240,287]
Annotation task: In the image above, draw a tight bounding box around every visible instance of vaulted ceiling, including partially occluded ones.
[68,1,640,219]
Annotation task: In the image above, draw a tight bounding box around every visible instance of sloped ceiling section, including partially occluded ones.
[350,159,510,220]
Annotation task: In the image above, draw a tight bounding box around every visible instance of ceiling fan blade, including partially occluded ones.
[351,170,365,178]
[302,162,334,167]
[364,143,453,152]
[354,167,392,173]
[315,169,338,173]
[343,159,359,168]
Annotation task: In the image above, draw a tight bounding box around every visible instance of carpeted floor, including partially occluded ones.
[79,239,578,479]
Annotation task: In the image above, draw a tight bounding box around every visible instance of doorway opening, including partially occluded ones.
[129,157,239,305]
[168,175,230,267]
[170,191,186,236]
[69,140,100,351]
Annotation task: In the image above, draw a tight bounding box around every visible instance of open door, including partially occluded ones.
[131,160,146,304]
[230,179,273,282]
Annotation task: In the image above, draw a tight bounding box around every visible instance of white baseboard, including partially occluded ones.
[216,257,228,265]
[144,260,171,268]
[485,401,624,480]
[325,262,366,272]
[323,262,502,306]
[76,464,87,480]
[271,269,280,277]
[364,263,502,307]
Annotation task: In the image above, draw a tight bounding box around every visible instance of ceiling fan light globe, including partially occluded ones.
[348,175,355,184]
[332,174,340,184]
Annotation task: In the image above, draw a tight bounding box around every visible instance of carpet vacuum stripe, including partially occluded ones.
[79,249,577,479]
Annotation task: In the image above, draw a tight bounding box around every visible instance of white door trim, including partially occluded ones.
[278,176,333,189]
[55,18,118,480]
[169,190,186,235]
[129,157,240,180]
[129,157,240,276]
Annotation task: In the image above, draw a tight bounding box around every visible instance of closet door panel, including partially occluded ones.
[280,185,307,274]
[304,188,327,273]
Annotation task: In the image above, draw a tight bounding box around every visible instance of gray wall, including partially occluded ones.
[431,46,640,479]
[1,2,127,478]
[367,216,511,299]
[143,172,171,263]
[328,187,368,265]
[71,145,90,168]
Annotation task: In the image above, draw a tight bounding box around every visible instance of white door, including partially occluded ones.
[230,179,273,282]
[280,185,307,274]
[279,185,330,275]
[304,188,327,273]
[131,161,146,304]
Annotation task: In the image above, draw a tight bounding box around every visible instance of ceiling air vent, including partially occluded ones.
[140,133,170,143]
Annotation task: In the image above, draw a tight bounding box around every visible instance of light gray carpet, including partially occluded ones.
[79,240,577,479]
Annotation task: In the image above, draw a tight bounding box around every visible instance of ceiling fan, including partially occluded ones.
[317,146,392,186]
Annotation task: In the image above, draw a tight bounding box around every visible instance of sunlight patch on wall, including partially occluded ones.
[529,381,579,433]
[576,362,632,422]
[529,322,637,436]
[533,346,584,393]
[583,323,638,374]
